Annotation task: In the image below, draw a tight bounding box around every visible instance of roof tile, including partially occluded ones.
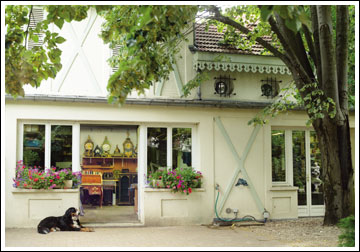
[194,23,270,55]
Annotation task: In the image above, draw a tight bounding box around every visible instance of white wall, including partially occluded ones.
[5,99,356,227]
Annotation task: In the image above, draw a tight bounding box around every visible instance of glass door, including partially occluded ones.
[308,131,325,216]
[293,130,325,217]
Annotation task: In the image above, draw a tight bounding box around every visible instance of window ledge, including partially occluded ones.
[12,188,80,193]
[144,187,205,193]
[270,186,298,191]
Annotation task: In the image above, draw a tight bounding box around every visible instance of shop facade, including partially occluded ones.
[4,7,356,228]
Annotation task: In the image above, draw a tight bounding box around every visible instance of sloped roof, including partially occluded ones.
[193,23,271,55]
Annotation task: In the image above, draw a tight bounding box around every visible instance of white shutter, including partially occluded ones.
[27,6,44,50]
[111,45,121,74]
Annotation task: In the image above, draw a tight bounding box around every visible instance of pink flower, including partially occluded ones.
[34,178,39,182]
[56,175,60,179]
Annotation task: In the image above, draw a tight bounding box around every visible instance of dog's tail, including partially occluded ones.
[37,226,50,234]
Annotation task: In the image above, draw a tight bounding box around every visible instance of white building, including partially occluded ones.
[4,7,356,228]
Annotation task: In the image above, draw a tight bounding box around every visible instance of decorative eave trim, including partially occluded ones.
[193,51,291,75]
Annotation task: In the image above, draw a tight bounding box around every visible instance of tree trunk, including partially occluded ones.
[313,116,354,225]
[209,5,354,226]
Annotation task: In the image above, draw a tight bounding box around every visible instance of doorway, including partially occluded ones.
[79,124,140,224]
[293,130,325,217]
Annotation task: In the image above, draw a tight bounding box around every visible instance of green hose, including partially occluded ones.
[215,188,265,223]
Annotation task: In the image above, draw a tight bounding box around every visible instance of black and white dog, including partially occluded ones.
[37,207,93,234]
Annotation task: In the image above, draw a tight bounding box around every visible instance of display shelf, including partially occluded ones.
[82,165,114,169]
[82,156,137,159]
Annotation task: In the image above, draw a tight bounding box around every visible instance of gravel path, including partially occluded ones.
[5,217,343,248]
[245,217,342,247]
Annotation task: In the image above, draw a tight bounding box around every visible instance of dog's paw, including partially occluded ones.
[81,227,94,232]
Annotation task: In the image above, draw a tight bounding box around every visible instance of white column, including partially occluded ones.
[45,124,51,171]
[138,125,147,223]
[167,126,172,170]
[285,130,293,185]
[72,123,81,172]
[18,122,24,163]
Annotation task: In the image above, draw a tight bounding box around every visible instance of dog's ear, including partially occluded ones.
[65,207,76,217]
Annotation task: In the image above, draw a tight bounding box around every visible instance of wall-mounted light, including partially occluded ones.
[261,77,281,98]
[214,75,236,97]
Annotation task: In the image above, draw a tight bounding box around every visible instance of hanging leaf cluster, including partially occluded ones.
[5,5,90,97]
[97,6,198,104]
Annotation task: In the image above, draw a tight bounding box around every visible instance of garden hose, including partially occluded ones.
[214,187,266,223]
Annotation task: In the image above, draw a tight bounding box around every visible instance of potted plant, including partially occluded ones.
[58,168,73,188]
[147,166,202,194]
[148,168,166,188]
[13,161,82,189]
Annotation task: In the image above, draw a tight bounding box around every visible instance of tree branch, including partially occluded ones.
[310,6,322,89]
[272,13,314,82]
[317,5,345,124]
[206,6,288,64]
[302,24,316,69]
[24,5,33,49]
[336,5,349,114]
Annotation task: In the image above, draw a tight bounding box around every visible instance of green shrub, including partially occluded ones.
[337,215,355,247]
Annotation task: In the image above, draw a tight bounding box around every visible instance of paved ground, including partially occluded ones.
[5,225,288,248]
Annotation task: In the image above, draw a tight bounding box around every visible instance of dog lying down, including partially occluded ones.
[37,207,94,234]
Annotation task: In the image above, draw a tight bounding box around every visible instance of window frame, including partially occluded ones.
[144,123,197,177]
[19,121,79,172]
[271,127,315,187]
[271,129,293,185]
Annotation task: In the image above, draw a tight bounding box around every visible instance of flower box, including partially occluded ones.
[148,167,203,195]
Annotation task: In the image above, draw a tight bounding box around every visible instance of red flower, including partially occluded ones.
[188,188,192,194]
[176,176,180,179]
[50,179,53,183]
[41,177,45,180]
[159,176,162,179]
[24,183,28,187]
[34,178,39,182]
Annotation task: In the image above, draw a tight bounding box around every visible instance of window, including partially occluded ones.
[147,128,167,173]
[292,130,306,205]
[147,126,194,174]
[310,131,324,205]
[271,129,322,195]
[271,130,286,182]
[21,123,73,171]
[23,124,45,169]
[51,125,72,170]
[172,128,192,169]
